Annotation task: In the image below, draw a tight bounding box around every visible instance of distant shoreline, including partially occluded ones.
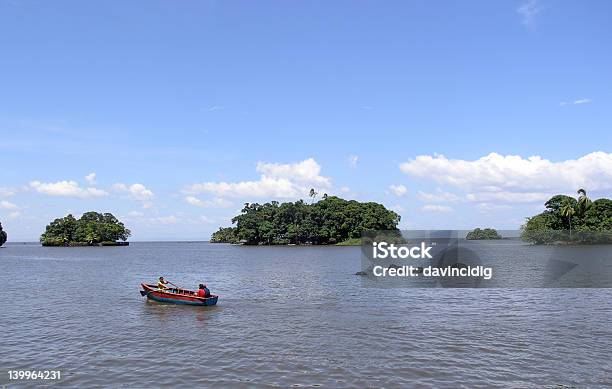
[41,241,130,247]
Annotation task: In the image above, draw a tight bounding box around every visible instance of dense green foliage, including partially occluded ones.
[521,190,612,244]
[209,227,237,243]
[0,221,7,246]
[466,228,502,240]
[210,196,401,245]
[40,211,131,246]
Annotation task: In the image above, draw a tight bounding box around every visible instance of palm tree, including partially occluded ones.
[560,201,576,239]
[576,188,592,217]
[308,188,318,204]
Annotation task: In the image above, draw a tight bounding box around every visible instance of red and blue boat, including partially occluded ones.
[140,283,219,306]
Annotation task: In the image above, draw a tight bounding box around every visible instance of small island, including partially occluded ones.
[40,211,131,246]
[0,221,7,247]
[466,228,502,240]
[521,189,612,244]
[211,195,400,245]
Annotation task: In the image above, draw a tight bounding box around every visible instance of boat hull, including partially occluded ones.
[140,283,218,306]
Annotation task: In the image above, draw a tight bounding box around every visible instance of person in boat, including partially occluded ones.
[157,276,169,291]
[197,283,211,298]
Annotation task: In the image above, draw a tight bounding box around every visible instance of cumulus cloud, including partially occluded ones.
[85,172,96,185]
[400,152,612,203]
[0,200,19,210]
[186,158,331,199]
[29,180,108,198]
[113,183,154,201]
[421,204,453,212]
[184,196,233,208]
[348,155,359,167]
[389,184,408,197]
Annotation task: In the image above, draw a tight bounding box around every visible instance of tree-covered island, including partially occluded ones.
[0,221,7,247]
[40,211,131,246]
[521,189,612,244]
[211,195,400,245]
[466,228,502,240]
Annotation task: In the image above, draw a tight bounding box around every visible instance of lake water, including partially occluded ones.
[1,242,611,388]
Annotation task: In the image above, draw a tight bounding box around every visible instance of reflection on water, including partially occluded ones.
[1,242,612,388]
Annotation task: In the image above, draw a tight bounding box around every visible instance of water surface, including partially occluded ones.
[1,242,611,388]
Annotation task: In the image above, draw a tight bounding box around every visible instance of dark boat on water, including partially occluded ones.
[140,283,218,306]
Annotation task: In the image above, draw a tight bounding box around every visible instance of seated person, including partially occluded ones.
[157,276,169,290]
[197,284,211,298]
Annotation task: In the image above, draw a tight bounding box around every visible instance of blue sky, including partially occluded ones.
[1,0,611,241]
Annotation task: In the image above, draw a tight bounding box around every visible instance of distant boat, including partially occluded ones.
[139,283,218,306]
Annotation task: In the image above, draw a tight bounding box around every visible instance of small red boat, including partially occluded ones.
[140,283,218,306]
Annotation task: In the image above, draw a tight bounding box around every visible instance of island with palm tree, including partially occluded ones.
[210,193,400,245]
[521,189,612,244]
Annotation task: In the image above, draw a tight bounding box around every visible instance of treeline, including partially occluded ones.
[521,189,612,244]
[0,221,7,246]
[211,196,400,245]
[41,211,131,246]
[466,228,502,240]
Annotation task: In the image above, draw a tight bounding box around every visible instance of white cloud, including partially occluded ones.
[0,187,16,197]
[128,211,144,217]
[186,158,331,199]
[517,0,541,28]
[466,191,551,203]
[400,152,612,201]
[421,204,453,212]
[348,155,359,167]
[560,98,592,106]
[85,172,96,185]
[185,196,233,208]
[8,211,20,219]
[389,184,408,197]
[113,183,154,201]
[416,190,459,203]
[29,180,108,198]
[0,200,19,210]
[340,186,351,193]
[573,98,591,105]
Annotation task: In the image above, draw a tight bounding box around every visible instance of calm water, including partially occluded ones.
[1,242,611,388]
